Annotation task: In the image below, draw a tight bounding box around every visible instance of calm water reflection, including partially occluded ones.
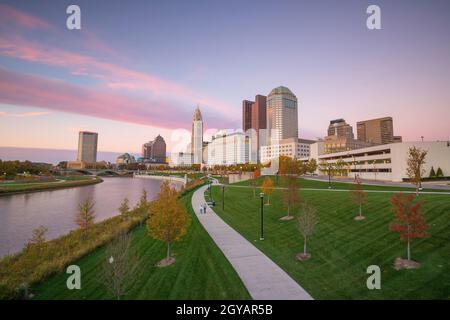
[0,177,175,257]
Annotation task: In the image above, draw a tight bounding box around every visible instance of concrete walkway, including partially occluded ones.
[192,184,313,300]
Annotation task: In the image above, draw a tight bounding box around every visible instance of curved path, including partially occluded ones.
[192,183,313,300]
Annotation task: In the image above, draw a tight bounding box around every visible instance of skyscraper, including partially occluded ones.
[242,100,253,132]
[142,135,167,163]
[76,131,98,163]
[266,86,298,142]
[242,95,267,162]
[191,106,203,164]
[327,119,354,139]
[357,117,395,144]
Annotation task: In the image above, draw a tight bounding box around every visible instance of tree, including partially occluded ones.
[100,232,140,300]
[250,169,261,198]
[135,188,150,225]
[429,166,436,178]
[26,225,48,253]
[281,176,300,220]
[436,167,444,177]
[389,193,429,263]
[335,159,347,176]
[297,202,319,261]
[406,147,427,196]
[307,159,318,175]
[261,177,274,205]
[319,160,335,188]
[118,198,130,218]
[147,181,191,266]
[75,199,96,240]
[350,179,368,220]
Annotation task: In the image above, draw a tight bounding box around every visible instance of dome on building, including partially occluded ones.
[268,86,296,97]
[193,105,202,121]
[116,153,135,165]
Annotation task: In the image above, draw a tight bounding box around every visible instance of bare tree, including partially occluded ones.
[297,202,319,261]
[100,232,141,300]
[75,199,96,240]
[26,225,48,254]
[281,176,300,220]
[406,147,427,196]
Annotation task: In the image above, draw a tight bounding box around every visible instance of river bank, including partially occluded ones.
[0,176,103,196]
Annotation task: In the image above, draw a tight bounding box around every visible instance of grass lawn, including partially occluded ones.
[32,188,250,300]
[0,176,100,194]
[210,179,450,299]
[234,176,450,193]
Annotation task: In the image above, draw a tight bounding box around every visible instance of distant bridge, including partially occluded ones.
[60,169,134,176]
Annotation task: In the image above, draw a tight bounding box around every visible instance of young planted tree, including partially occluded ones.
[250,169,261,198]
[350,179,368,220]
[147,181,191,267]
[101,232,140,300]
[406,146,427,196]
[389,193,429,268]
[118,198,130,219]
[135,188,150,225]
[297,202,318,261]
[261,177,274,205]
[319,160,335,188]
[281,177,300,221]
[75,199,96,240]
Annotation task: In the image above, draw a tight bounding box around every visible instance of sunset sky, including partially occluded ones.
[1,0,449,162]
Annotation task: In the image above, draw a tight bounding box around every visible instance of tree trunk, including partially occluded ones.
[359,204,362,218]
[407,238,411,261]
[167,242,171,260]
[303,236,307,255]
[288,205,290,217]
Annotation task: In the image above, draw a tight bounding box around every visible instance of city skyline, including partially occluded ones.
[1,0,450,162]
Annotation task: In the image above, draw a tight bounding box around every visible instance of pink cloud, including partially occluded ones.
[0,4,53,30]
[0,68,234,130]
[0,34,236,120]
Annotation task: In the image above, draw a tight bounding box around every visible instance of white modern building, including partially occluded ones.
[301,141,450,182]
[207,130,251,166]
[169,152,193,167]
[191,106,203,165]
[260,138,315,164]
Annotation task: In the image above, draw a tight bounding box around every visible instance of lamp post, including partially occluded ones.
[259,192,264,240]
[222,185,225,210]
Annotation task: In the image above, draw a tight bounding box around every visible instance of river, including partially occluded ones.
[0,177,177,258]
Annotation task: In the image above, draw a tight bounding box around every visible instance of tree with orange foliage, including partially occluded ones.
[250,168,261,198]
[390,193,429,262]
[147,181,191,267]
[350,179,368,220]
[261,177,274,205]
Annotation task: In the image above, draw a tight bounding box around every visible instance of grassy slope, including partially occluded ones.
[210,180,450,299]
[32,188,250,300]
